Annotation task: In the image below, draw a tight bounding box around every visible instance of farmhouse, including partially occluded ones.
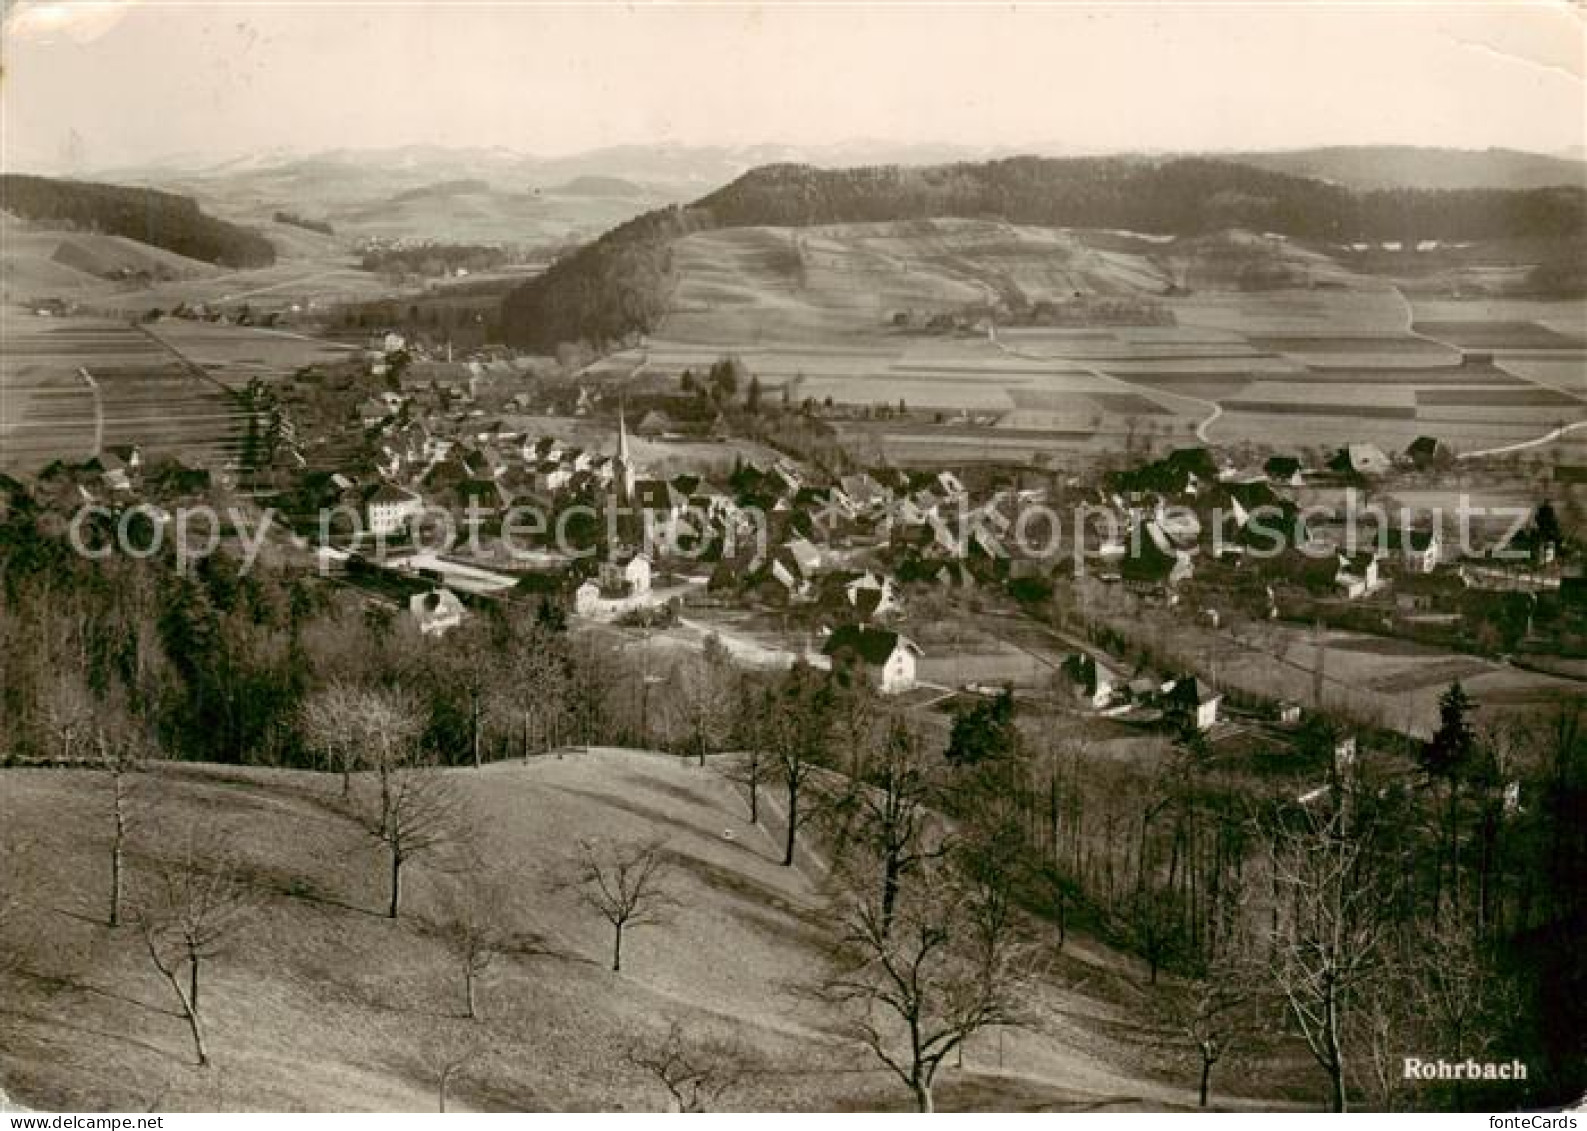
[1386,527,1441,574]
[1328,444,1391,477]
[1167,676,1223,731]
[1406,435,1451,469]
[1122,521,1194,588]
[1264,455,1305,487]
[1064,652,1122,709]
[635,409,676,438]
[822,625,921,694]
[1334,550,1381,599]
[364,483,422,536]
[598,550,652,598]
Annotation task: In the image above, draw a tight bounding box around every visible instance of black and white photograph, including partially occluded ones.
[0,0,1584,1115]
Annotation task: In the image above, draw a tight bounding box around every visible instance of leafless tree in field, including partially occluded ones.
[828,715,944,938]
[821,857,1032,1112]
[1156,937,1269,1109]
[625,1020,752,1111]
[765,663,833,867]
[570,838,675,973]
[493,624,569,760]
[668,636,735,767]
[434,874,515,1020]
[135,830,255,1067]
[1261,798,1392,1113]
[723,678,777,824]
[93,721,148,930]
[41,668,95,762]
[299,681,422,798]
[363,759,462,919]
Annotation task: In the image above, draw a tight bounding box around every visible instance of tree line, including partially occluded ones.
[0,175,277,269]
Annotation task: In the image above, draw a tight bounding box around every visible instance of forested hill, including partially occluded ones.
[500,156,1587,349]
[0,174,276,269]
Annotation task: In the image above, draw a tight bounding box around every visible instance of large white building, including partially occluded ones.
[366,484,422,536]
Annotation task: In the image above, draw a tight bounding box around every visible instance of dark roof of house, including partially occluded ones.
[1265,455,1302,477]
[635,409,675,435]
[367,482,418,505]
[1385,528,1438,552]
[635,479,686,509]
[822,625,915,666]
[1169,677,1221,705]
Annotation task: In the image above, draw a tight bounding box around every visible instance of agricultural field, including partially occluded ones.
[0,313,242,472]
[144,320,361,389]
[645,222,1585,459]
[1087,592,1584,739]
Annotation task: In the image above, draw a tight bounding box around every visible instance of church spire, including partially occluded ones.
[615,397,636,503]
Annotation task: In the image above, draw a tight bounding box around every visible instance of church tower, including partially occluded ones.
[614,399,636,504]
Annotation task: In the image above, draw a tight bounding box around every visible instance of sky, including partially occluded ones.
[2,1,1583,173]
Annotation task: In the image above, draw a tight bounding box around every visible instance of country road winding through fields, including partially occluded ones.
[986,322,1225,442]
[1390,284,1587,459]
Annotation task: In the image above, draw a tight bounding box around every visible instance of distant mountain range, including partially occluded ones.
[84,141,1585,198]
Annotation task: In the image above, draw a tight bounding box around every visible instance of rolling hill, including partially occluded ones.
[0,752,1212,1112]
[499,156,1587,350]
[0,176,275,270]
[0,218,220,302]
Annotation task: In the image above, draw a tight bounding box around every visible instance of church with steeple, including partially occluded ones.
[613,399,637,505]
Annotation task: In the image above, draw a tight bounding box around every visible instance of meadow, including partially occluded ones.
[0,753,1207,1111]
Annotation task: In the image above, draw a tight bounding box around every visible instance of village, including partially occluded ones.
[41,323,1583,776]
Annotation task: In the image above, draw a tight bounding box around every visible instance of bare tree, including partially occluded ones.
[1157,941,1267,1108]
[829,715,943,938]
[626,1020,752,1111]
[668,639,735,767]
[299,681,422,798]
[821,857,1032,1112]
[765,663,833,867]
[723,677,777,824]
[1262,798,1392,1112]
[94,724,144,929]
[40,668,95,762]
[135,831,255,1066]
[364,760,462,919]
[571,839,674,973]
[493,624,569,760]
[435,626,494,769]
[435,874,515,1020]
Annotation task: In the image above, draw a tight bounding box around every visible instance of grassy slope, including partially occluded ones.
[663,218,1185,343]
[0,751,1238,1112]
